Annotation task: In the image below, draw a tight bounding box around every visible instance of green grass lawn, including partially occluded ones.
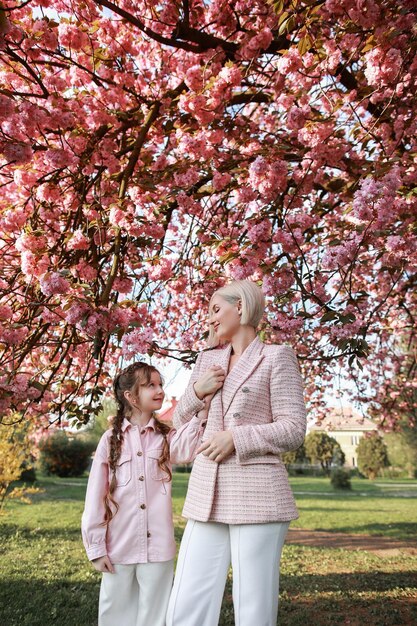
[288,476,417,541]
[0,473,416,626]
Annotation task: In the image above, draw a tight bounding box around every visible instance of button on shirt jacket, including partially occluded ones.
[173,335,307,524]
[81,415,205,565]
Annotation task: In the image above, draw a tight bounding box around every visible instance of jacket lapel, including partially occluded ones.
[220,335,265,418]
[203,342,232,430]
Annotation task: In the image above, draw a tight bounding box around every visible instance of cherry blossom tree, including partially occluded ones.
[0,0,416,430]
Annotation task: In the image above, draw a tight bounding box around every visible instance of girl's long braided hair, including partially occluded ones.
[102,361,172,525]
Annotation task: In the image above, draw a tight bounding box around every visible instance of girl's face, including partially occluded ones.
[209,294,241,342]
[124,370,165,413]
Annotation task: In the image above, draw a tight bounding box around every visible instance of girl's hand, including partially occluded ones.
[203,391,215,406]
[196,431,235,463]
[194,366,225,399]
[91,555,115,573]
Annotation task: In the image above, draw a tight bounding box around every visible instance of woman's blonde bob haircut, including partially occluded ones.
[207,279,265,348]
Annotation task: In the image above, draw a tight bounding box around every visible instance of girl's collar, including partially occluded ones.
[121,415,156,431]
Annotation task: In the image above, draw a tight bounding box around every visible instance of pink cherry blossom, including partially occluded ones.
[0,0,414,435]
[122,327,154,359]
[39,272,71,296]
[68,230,90,251]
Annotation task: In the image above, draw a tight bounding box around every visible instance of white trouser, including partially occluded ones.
[98,559,174,626]
[166,519,290,626]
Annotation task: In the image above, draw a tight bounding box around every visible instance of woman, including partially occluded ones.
[166,279,307,626]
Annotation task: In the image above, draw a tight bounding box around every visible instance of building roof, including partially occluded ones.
[309,405,378,432]
[157,396,178,424]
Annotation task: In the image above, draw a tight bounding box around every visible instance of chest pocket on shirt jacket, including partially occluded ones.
[147,447,168,495]
[111,452,132,487]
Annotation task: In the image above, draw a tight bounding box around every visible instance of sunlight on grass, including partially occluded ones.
[0,472,416,626]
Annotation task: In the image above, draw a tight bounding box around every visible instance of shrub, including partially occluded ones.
[282,444,306,467]
[384,425,417,479]
[304,432,344,475]
[379,466,411,479]
[330,468,351,490]
[0,419,42,510]
[19,461,37,482]
[332,445,346,467]
[79,398,115,445]
[39,430,95,478]
[357,433,389,479]
[173,464,192,473]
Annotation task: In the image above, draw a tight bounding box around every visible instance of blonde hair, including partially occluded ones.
[207,280,265,348]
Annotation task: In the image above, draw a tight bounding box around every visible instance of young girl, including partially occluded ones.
[81,361,207,626]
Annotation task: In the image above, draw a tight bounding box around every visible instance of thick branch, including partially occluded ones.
[94,0,201,52]
[101,100,161,305]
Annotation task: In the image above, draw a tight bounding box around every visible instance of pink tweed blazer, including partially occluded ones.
[173,335,307,524]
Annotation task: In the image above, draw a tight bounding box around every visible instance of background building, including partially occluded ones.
[157,396,178,425]
[308,405,379,468]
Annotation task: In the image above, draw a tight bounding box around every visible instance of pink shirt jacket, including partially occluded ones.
[174,335,307,524]
[81,414,206,565]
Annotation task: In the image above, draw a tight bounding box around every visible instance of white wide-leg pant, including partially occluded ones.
[166,519,290,626]
[98,559,174,626]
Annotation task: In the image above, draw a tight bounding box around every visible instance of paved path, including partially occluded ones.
[292,489,417,497]
[286,528,417,558]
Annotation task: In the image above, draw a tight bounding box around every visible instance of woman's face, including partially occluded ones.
[209,294,241,342]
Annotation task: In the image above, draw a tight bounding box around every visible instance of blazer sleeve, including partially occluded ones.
[172,351,206,429]
[230,344,307,463]
[81,433,109,561]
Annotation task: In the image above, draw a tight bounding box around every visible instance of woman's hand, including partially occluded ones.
[193,365,225,399]
[196,431,235,463]
[91,555,115,573]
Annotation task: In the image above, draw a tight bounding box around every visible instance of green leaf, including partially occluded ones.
[298,35,312,55]
[278,11,289,26]
[29,381,45,391]
[337,339,350,350]
[278,17,291,35]
[219,251,237,264]
[321,310,337,322]
[339,313,356,324]
[267,0,285,15]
